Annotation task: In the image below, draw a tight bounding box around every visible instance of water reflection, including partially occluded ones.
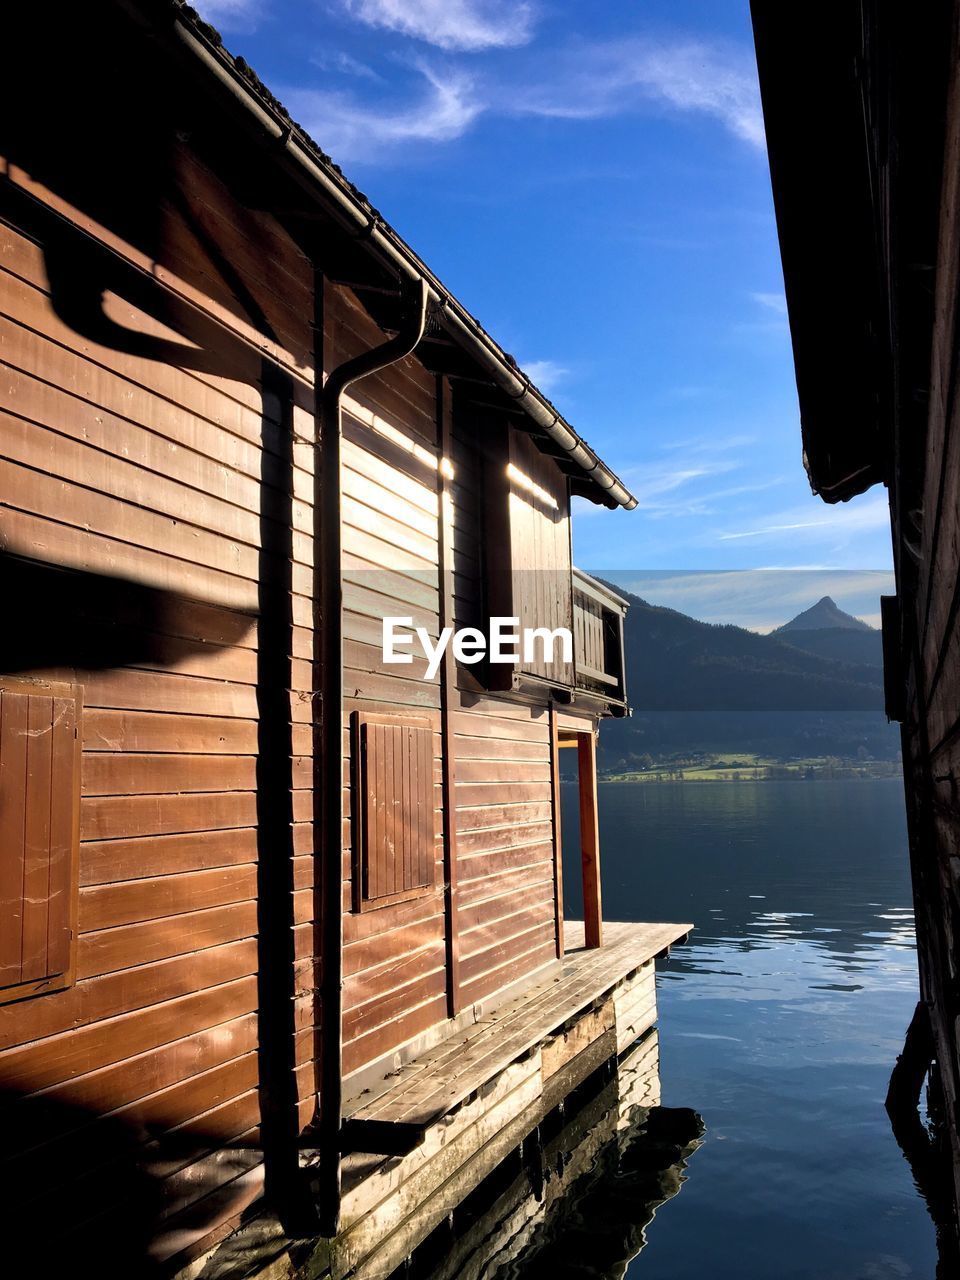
[394,1031,703,1280]
[380,779,941,1279]
[562,780,938,1280]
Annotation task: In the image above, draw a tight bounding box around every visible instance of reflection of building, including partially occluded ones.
[750,0,960,1252]
[0,5,691,1275]
[388,1031,703,1280]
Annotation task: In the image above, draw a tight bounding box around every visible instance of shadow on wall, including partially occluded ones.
[0,5,312,1253]
[0,550,256,674]
[0,1088,275,1277]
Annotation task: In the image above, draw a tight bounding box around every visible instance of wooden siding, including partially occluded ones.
[452,692,557,1009]
[450,418,562,1009]
[330,285,448,1081]
[897,45,960,1216]
[0,81,608,1277]
[0,141,317,1268]
[332,288,577,1084]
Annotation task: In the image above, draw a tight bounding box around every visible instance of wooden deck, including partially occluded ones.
[341,920,690,1152]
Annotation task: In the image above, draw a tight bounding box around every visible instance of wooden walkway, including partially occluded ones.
[342,920,690,1150]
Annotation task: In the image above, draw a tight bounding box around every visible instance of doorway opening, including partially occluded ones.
[557,727,602,949]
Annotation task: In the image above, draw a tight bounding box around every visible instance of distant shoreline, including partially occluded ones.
[600,763,902,784]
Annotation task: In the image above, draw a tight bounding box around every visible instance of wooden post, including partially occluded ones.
[549,707,565,959]
[577,731,602,948]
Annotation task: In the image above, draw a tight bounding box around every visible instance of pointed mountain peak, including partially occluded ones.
[775,596,875,633]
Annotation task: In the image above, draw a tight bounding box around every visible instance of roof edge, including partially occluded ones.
[170,3,637,510]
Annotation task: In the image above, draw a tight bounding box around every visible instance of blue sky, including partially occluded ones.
[197,0,894,620]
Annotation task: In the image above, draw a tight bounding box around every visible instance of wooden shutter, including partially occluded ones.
[355,713,435,910]
[0,679,81,1003]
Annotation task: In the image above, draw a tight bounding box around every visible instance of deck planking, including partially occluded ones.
[343,920,690,1136]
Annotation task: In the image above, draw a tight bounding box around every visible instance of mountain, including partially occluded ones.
[775,627,883,667]
[615,590,883,712]
[593,586,899,771]
[773,597,882,666]
[775,596,874,633]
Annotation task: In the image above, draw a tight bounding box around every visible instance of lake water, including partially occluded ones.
[392,778,936,1280]
[560,778,936,1280]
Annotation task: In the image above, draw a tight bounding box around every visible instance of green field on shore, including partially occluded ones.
[604,753,901,783]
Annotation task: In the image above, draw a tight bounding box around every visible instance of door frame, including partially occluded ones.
[554,717,603,950]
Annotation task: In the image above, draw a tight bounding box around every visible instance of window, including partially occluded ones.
[0,678,81,1004]
[353,712,435,910]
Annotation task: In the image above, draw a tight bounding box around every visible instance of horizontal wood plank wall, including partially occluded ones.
[328,285,448,1079]
[451,420,560,1009]
[0,144,317,1269]
[902,72,960,1211]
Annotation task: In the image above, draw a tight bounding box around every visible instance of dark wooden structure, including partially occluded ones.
[752,0,960,1250]
[0,3,689,1273]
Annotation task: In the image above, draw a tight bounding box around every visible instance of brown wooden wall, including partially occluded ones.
[451,423,561,1009]
[0,98,579,1276]
[329,286,565,1082]
[898,40,960,1214]
[452,696,558,1007]
[0,144,318,1269]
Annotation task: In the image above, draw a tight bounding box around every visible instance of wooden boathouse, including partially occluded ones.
[752,0,960,1253]
[0,3,690,1275]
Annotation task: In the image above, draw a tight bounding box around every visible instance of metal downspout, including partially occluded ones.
[315,275,429,1235]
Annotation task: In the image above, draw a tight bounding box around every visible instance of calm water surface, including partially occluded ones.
[558,778,935,1280]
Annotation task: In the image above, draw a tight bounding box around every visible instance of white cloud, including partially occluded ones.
[661,432,756,453]
[510,38,765,149]
[520,359,570,395]
[342,0,536,51]
[194,0,262,31]
[717,494,890,542]
[752,291,788,314]
[618,460,740,515]
[277,30,764,164]
[311,50,383,82]
[283,63,481,162]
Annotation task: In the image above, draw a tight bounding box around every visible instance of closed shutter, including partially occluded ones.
[355,713,435,910]
[0,680,81,1002]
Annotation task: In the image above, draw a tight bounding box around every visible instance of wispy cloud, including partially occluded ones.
[520,359,570,395]
[618,460,740,515]
[509,38,765,149]
[718,494,890,543]
[341,0,536,51]
[283,63,481,161]
[661,432,756,453]
[285,29,764,164]
[310,50,383,82]
[194,0,263,32]
[752,291,787,314]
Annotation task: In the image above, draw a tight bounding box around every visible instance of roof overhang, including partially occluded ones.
[750,0,949,505]
[152,1,637,510]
